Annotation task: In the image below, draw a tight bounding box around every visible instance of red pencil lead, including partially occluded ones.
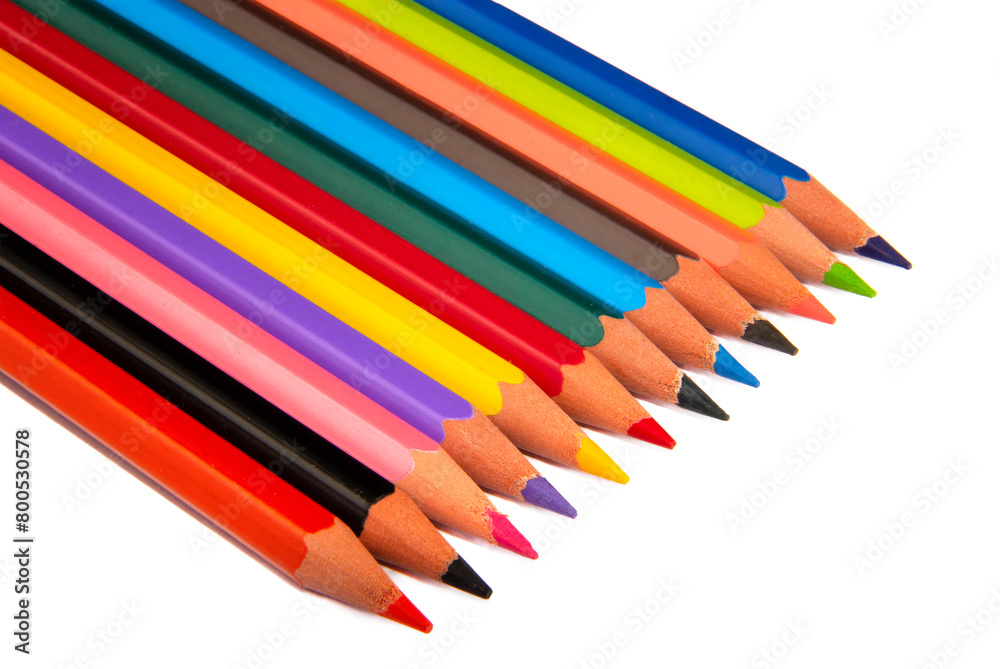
[627,417,676,449]
[381,595,433,634]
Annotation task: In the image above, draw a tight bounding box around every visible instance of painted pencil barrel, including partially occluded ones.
[0,104,473,446]
[408,0,807,202]
[0,47,526,419]
[0,286,428,629]
[331,0,778,229]
[13,0,620,352]
[84,0,664,317]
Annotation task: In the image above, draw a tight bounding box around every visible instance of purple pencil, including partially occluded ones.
[0,105,574,517]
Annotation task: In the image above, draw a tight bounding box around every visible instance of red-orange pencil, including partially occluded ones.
[0,284,432,632]
[251,0,834,323]
[0,4,669,447]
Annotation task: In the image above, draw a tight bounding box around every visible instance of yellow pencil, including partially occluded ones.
[0,50,626,482]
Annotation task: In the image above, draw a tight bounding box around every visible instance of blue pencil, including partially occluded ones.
[408,0,909,269]
[88,0,684,322]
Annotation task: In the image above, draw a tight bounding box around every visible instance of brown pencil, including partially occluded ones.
[59,0,713,425]
[195,0,756,389]
[243,0,833,323]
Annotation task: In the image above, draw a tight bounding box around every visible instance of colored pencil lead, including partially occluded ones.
[590,317,691,412]
[576,436,629,484]
[626,417,677,450]
[782,177,910,269]
[441,557,493,600]
[381,594,434,634]
[627,287,759,384]
[787,292,837,324]
[713,346,761,388]
[740,319,799,356]
[488,511,539,559]
[823,262,877,297]
[663,256,797,353]
[0,208,502,592]
[677,377,730,421]
[0,41,584,519]
[0,283,434,630]
[402,0,910,275]
[751,206,873,291]
[0,7,585,512]
[521,477,578,519]
[856,235,913,270]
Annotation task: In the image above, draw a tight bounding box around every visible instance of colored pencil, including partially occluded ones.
[327,0,875,296]
[0,285,433,632]
[0,3,670,449]
[0,229,490,597]
[0,106,575,517]
[0,227,491,598]
[184,0,760,386]
[233,0,794,356]
[0,161,536,558]
[663,256,796,355]
[88,0,753,394]
[216,0,794,358]
[408,0,910,270]
[245,0,837,320]
[31,0,726,418]
[0,48,628,481]
[0,124,575,521]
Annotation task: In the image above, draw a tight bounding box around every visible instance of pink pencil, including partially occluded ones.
[0,157,533,556]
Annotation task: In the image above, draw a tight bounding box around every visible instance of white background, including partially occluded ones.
[2,0,999,667]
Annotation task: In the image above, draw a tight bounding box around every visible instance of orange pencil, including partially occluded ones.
[253,0,834,322]
[0,283,432,632]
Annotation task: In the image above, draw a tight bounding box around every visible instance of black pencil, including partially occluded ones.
[0,222,491,598]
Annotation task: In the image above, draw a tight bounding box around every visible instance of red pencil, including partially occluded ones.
[0,284,431,632]
[0,5,673,448]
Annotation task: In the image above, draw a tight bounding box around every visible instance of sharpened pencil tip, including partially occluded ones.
[486,509,538,559]
[576,436,629,484]
[741,319,798,355]
[787,291,836,324]
[627,417,676,449]
[712,345,760,387]
[856,235,912,270]
[521,475,577,518]
[381,594,433,633]
[677,376,730,421]
[823,262,876,297]
[441,556,493,599]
